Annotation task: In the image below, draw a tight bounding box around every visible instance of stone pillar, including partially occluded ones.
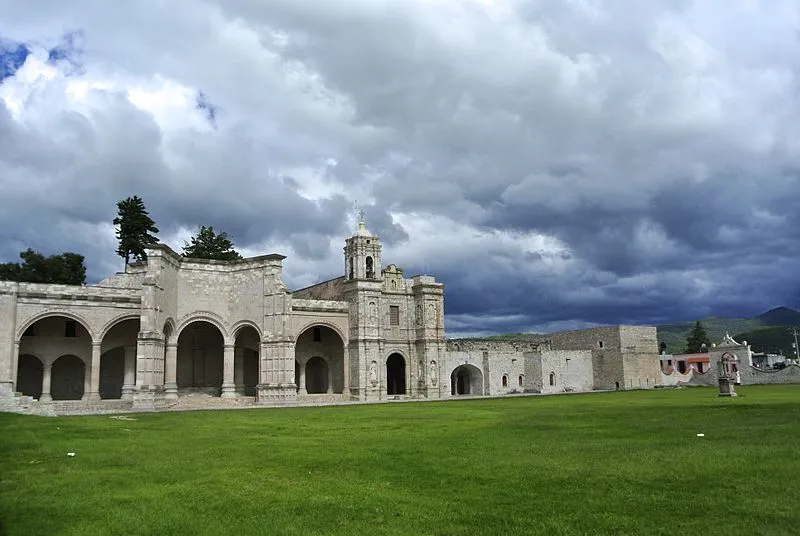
[298,363,307,395]
[234,347,244,395]
[7,341,20,396]
[221,344,236,398]
[121,345,136,401]
[327,361,334,394]
[83,343,102,402]
[40,362,52,402]
[342,345,350,397]
[164,342,178,400]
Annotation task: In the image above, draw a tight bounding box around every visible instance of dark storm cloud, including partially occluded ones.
[1,0,799,336]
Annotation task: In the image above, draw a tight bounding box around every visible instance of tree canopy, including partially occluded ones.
[182,226,242,261]
[0,249,87,285]
[685,321,711,353]
[113,195,159,266]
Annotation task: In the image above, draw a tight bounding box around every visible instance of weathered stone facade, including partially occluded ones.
[1,220,666,414]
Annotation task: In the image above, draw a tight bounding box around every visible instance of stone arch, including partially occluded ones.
[16,354,43,399]
[305,356,330,394]
[175,312,229,342]
[295,320,347,346]
[176,320,225,396]
[162,318,176,342]
[230,320,263,342]
[233,323,261,396]
[98,313,141,342]
[51,354,85,400]
[451,364,483,396]
[16,309,96,342]
[295,324,345,395]
[99,317,140,400]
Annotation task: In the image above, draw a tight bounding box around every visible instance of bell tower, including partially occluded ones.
[344,211,382,281]
[343,211,384,400]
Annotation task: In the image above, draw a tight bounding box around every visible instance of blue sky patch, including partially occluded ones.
[0,39,30,82]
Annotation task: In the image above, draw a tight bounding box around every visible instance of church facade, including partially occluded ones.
[0,220,661,415]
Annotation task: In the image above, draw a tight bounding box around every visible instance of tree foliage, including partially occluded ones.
[113,195,159,266]
[685,321,711,353]
[0,249,86,285]
[182,226,242,261]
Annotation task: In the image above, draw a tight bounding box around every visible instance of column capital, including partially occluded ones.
[92,341,103,348]
[224,344,236,350]
[166,341,178,349]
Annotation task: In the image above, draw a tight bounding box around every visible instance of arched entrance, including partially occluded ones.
[16,354,43,399]
[18,315,92,402]
[100,318,140,400]
[305,357,329,394]
[450,364,483,396]
[177,321,224,396]
[295,325,345,395]
[386,353,406,395]
[234,325,260,396]
[51,355,85,400]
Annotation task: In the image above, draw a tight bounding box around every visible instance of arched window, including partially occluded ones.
[366,256,374,279]
[518,375,523,387]
[349,257,354,279]
[549,372,555,386]
[502,375,508,387]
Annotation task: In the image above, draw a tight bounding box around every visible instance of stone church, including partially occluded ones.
[0,218,661,414]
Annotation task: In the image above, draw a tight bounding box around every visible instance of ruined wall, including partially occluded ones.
[292,277,346,301]
[619,326,660,389]
[549,327,624,389]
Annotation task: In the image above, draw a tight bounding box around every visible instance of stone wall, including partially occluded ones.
[619,326,661,389]
[533,350,594,394]
[293,277,346,301]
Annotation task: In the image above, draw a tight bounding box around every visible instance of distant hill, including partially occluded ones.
[657,307,800,355]
[755,307,800,327]
[731,326,799,357]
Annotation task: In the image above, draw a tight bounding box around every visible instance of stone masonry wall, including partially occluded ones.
[619,326,660,389]
[292,277,346,301]
[549,327,624,390]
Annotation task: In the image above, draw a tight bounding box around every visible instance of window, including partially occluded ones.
[518,375,523,387]
[502,375,508,387]
[65,320,77,338]
[389,305,400,326]
[349,258,354,279]
[598,341,604,348]
[549,373,555,386]
[366,256,374,279]
[667,359,672,366]
[313,327,321,342]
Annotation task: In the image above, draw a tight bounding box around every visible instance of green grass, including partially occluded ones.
[2,386,800,535]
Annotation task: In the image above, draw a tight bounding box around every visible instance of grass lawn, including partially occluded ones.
[1,386,799,536]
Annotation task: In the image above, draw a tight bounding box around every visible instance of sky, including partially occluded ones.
[1,0,799,337]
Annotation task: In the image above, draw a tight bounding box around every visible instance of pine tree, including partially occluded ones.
[182,226,242,261]
[113,196,159,266]
[685,321,711,353]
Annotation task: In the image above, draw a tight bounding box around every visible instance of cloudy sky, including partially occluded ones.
[1,0,799,336]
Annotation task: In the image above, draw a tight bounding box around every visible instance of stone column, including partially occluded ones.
[234,347,244,395]
[83,343,102,401]
[7,341,20,396]
[164,342,178,400]
[298,363,307,395]
[342,345,350,397]
[40,363,52,402]
[121,345,136,401]
[221,344,236,398]
[327,361,334,394]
